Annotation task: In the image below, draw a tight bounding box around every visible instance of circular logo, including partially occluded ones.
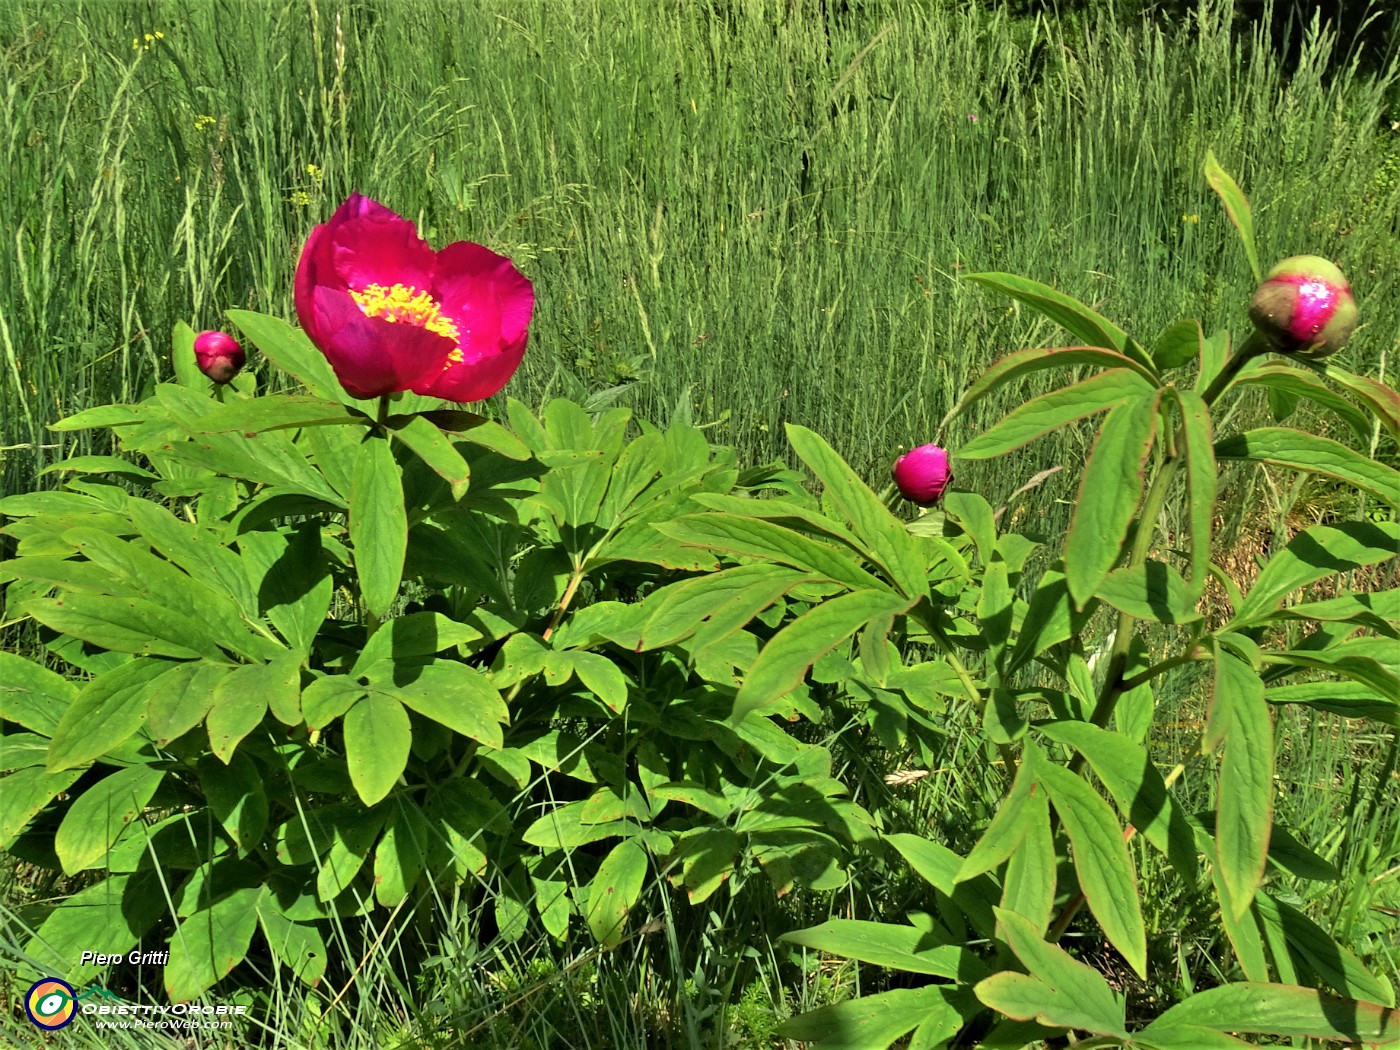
[25,978,77,1030]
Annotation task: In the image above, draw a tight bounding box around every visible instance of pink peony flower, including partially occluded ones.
[294,193,534,400]
[1248,255,1357,360]
[193,330,245,384]
[893,443,952,505]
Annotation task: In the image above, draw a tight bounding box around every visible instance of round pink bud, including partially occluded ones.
[1248,255,1357,360]
[893,443,952,505]
[193,330,245,384]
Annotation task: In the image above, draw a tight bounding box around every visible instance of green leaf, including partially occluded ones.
[959,368,1155,460]
[656,514,884,592]
[226,309,350,402]
[782,919,990,980]
[238,524,334,657]
[1234,364,1374,444]
[199,752,269,855]
[275,803,386,901]
[165,885,262,1001]
[0,765,84,849]
[963,273,1146,362]
[1203,151,1262,283]
[1095,560,1203,624]
[1064,392,1159,608]
[344,691,412,805]
[48,403,152,432]
[0,651,76,735]
[1038,763,1147,978]
[1215,428,1400,510]
[1133,1025,1253,1049]
[957,752,1041,882]
[55,766,166,875]
[389,413,471,488]
[979,908,1128,1037]
[779,985,968,1050]
[191,393,365,434]
[1148,981,1400,1043]
[377,662,507,749]
[1172,388,1216,599]
[638,564,812,650]
[999,788,1056,933]
[350,433,407,619]
[351,612,485,673]
[206,666,272,763]
[24,872,165,976]
[47,658,176,771]
[585,838,648,948]
[256,893,328,988]
[23,593,227,662]
[39,454,158,481]
[374,801,429,907]
[1231,520,1400,627]
[1036,722,1198,882]
[948,347,1158,430]
[1152,319,1204,371]
[731,589,916,722]
[301,674,366,730]
[1265,678,1398,725]
[1006,562,1095,674]
[1209,654,1273,920]
[1321,363,1400,442]
[884,834,998,939]
[1253,892,1394,1006]
[786,424,928,597]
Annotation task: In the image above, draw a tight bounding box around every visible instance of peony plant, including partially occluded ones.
[0,157,1395,1048]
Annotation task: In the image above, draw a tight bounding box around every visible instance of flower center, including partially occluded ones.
[350,283,461,344]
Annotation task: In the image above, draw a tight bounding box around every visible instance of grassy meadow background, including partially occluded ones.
[1,0,1398,1046]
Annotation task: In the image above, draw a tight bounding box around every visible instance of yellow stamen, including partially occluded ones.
[349,283,460,343]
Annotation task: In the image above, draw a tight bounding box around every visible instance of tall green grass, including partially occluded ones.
[1,0,1396,508]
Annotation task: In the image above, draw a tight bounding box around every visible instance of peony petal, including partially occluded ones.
[328,214,436,293]
[307,287,455,399]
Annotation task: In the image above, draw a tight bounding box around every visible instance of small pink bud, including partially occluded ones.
[893,443,952,505]
[193,330,245,384]
[1248,256,1357,360]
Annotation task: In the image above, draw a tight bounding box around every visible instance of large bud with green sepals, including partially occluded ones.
[1248,255,1357,360]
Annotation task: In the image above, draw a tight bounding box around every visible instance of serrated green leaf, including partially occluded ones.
[1065,392,1159,608]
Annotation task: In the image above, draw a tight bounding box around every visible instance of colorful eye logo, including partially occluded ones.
[25,978,77,1030]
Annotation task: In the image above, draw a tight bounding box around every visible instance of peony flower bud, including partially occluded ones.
[193,330,245,384]
[893,443,952,505]
[1248,256,1357,360]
